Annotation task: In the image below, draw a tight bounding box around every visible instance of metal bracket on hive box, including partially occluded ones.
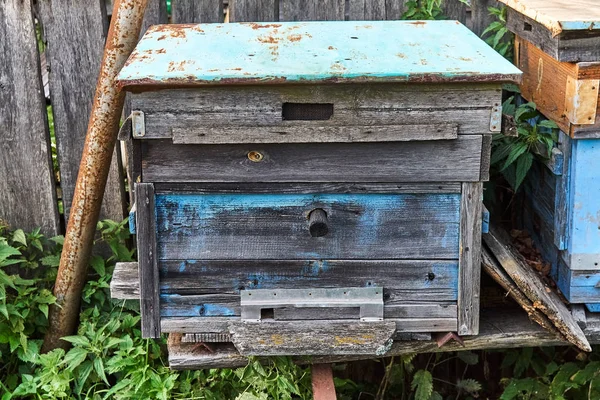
[240,287,384,322]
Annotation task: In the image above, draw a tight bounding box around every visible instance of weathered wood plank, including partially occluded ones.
[38,0,125,224]
[347,0,406,20]
[230,320,396,355]
[155,193,461,260]
[110,260,460,303]
[172,124,459,145]
[279,0,344,21]
[483,226,592,351]
[168,308,600,370]
[273,304,457,320]
[160,316,457,335]
[0,0,60,236]
[458,183,482,335]
[480,134,492,181]
[554,131,571,250]
[132,84,501,137]
[154,182,463,194]
[110,262,140,299]
[142,137,484,183]
[515,36,600,138]
[160,296,458,326]
[159,259,458,299]
[135,183,160,338]
[171,0,223,23]
[442,0,469,25]
[229,0,278,22]
[481,247,563,338]
[506,7,600,63]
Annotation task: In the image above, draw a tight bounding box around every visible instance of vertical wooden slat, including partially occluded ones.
[0,0,60,236]
[471,0,500,36]
[135,183,160,338]
[172,0,223,23]
[554,131,572,251]
[142,0,168,32]
[442,0,469,25]
[279,0,345,21]
[38,0,126,225]
[347,0,405,20]
[229,0,278,22]
[458,182,483,335]
[123,0,166,205]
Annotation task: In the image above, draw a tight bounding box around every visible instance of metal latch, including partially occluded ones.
[240,287,384,322]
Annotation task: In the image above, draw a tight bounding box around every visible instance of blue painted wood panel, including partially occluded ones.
[567,139,600,270]
[117,21,521,88]
[158,259,458,298]
[522,135,600,309]
[157,259,459,317]
[155,193,460,260]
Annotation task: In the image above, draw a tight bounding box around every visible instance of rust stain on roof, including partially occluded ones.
[247,23,283,30]
[257,35,279,44]
[288,34,303,42]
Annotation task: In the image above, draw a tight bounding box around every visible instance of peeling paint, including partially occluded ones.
[117,20,521,90]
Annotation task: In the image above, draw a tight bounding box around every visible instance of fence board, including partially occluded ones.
[172,0,223,23]
[0,0,60,236]
[442,0,469,25]
[471,0,500,36]
[347,0,406,20]
[38,0,125,225]
[229,0,278,22]
[279,0,345,21]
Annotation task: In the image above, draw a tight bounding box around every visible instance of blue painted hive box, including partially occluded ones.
[117,20,521,354]
[523,132,600,313]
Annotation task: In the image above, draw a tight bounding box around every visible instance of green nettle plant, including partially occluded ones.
[481,6,514,60]
[490,95,559,191]
[0,221,316,400]
[499,347,600,399]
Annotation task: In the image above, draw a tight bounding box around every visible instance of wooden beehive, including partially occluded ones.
[115,20,520,355]
[522,132,600,312]
[500,0,600,311]
[499,0,600,63]
[514,36,600,139]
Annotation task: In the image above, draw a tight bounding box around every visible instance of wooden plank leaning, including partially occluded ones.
[483,226,591,352]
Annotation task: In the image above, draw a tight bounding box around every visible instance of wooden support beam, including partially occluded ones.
[312,364,337,400]
[167,308,600,370]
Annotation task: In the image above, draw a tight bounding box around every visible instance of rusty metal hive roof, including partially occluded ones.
[117,20,522,89]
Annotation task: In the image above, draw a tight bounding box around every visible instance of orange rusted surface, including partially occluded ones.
[43,0,149,352]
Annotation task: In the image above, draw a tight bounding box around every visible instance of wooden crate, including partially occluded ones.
[499,0,600,62]
[115,21,520,355]
[514,36,600,139]
[522,131,600,312]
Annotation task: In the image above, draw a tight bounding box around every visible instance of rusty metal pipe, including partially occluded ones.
[42,0,149,352]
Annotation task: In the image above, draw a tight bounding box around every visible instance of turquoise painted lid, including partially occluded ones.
[117,20,522,89]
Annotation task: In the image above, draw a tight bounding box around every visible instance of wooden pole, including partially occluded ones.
[42,0,149,352]
[311,364,337,400]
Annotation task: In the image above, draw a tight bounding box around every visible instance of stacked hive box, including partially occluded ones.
[116,21,520,355]
[500,0,600,311]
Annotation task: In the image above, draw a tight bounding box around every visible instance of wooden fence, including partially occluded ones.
[0,0,498,237]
